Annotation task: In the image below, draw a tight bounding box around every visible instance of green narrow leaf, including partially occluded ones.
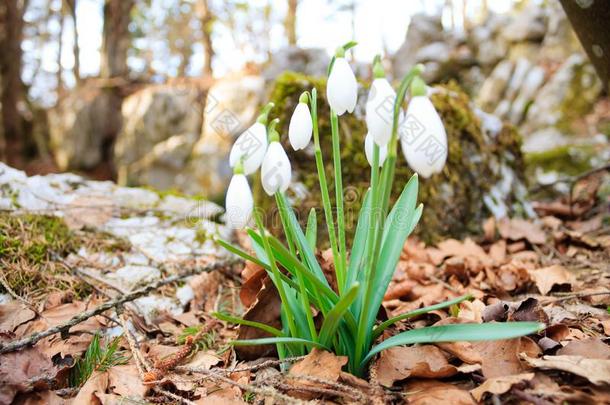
[318,283,360,347]
[372,294,473,339]
[362,322,545,366]
[215,237,268,269]
[231,337,330,351]
[305,208,317,251]
[213,312,285,337]
[362,175,419,336]
[346,189,371,288]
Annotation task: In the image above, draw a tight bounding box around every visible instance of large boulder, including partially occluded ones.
[49,86,122,170]
[114,84,204,189]
[176,75,266,199]
[258,72,530,243]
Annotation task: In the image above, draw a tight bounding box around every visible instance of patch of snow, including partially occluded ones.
[113,187,160,208]
[110,265,161,288]
[176,285,195,307]
[134,295,183,322]
[474,108,503,137]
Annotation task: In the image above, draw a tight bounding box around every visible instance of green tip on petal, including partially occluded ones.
[410,76,427,97]
[373,56,385,79]
[256,102,275,124]
[234,158,245,175]
[267,118,280,142]
[299,91,309,104]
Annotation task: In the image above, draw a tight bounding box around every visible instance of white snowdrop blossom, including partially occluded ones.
[225,174,253,229]
[364,133,387,167]
[327,57,358,116]
[365,78,396,146]
[400,95,447,178]
[288,102,313,150]
[229,122,268,175]
[261,142,292,196]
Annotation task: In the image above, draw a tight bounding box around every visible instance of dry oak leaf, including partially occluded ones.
[557,338,610,360]
[403,380,475,405]
[527,265,574,295]
[0,347,57,404]
[376,345,457,387]
[288,348,348,399]
[107,364,150,397]
[470,372,535,401]
[72,370,109,404]
[471,337,539,379]
[520,354,610,386]
[0,302,36,334]
[497,218,546,245]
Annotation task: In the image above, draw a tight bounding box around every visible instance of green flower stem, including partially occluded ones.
[309,88,341,289]
[253,208,298,338]
[353,143,381,369]
[330,110,347,293]
[275,193,318,341]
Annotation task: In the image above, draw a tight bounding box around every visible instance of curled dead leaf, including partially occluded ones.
[375,345,457,387]
[527,265,574,296]
[520,354,610,386]
[470,372,535,401]
[404,380,475,405]
[288,348,347,399]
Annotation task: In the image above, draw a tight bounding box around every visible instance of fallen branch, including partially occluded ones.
[0,259,238,354]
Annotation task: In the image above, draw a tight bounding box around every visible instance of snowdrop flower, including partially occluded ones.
[365,58,395,146]
[225,162,253,229]
[364,133,387,167]
[261,120,292,196]
[229,103,273,175]
[327,48,358,116]
[400,77,447,178]
[288,92,313,150]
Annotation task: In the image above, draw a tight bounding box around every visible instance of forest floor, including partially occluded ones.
[0,163,609,404]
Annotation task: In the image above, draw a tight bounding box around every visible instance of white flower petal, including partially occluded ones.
[400,96,447,178]
[288,102,313,150]
[261,142,292,195]
[366,78,396,146]
[327,57,358,116]
[229,122,268,175]
[364,133,387,167]
[225,174,253,228]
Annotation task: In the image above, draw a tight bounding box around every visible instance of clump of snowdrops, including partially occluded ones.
[216,42,543,377]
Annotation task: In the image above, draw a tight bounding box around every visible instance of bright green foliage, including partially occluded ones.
[69,334,129,387]
[216,45,544,376]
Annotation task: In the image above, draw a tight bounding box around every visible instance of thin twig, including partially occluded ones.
[0,259,238,354]
[548,290,610,303]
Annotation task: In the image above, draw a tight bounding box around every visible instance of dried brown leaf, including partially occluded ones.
[376,345,457,387]
[470,372,535,401]
[528,265,574,295]
[521,354,610,385]
[557,338,610,360]
[404,380,475,404]
[497,218,546,245]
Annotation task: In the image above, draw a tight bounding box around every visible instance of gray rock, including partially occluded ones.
[263,46,329,80]
[477,60,514,111]
[501,6,548,43]
[114,85,204,189]
[49,87,121,170]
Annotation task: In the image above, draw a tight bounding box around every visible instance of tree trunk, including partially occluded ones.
[285,0,297,45]
[65,0,80,84]
[0,0,26,166]
[197,0,214,77]
[100,0,134,79]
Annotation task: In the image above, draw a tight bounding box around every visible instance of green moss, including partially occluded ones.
[556,62,600,133]
[525,144,595,176]
[0,213,128,301]
[259,73,525,244]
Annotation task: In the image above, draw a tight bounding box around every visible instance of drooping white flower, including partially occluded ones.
[225,174,253,229]
[327,57,358,116]
[288,101,313,150]
[261,141,292,195]
[364,133,387,167]
[229,122,268,175]
[366,78,396,146]
[400,95,447,178]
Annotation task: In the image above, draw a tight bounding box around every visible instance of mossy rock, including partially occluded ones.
[256,72,528,244]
